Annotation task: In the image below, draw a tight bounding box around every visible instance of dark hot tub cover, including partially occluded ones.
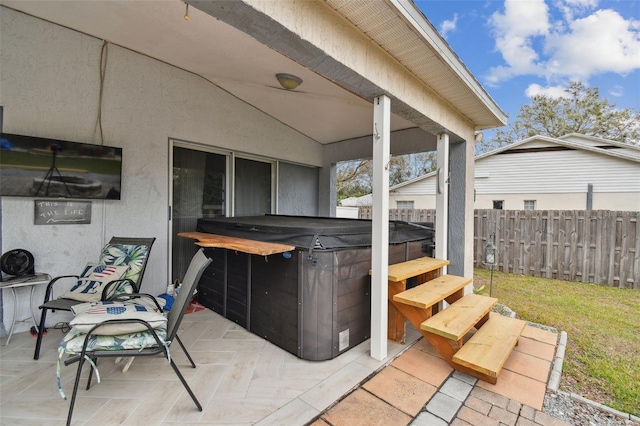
[196,215,433,251]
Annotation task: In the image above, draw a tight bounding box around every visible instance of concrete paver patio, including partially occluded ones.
[0,307,565,425]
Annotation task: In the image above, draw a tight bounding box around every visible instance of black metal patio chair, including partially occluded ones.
[33,236,155,359]
[58,248,211,426]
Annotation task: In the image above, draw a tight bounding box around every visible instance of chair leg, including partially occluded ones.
[175,335,196,368]
[169,358,202,411]
[33,307,48,360]
[67,354,86,426]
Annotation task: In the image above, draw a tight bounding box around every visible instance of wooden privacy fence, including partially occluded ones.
[358,208,639,289]
[358,207,437,224]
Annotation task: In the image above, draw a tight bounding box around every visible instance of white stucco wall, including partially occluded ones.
[0,9,322,332]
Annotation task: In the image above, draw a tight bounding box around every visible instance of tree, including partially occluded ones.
[336,152,437,203]
[337,159,372,203]
[482,82,640,153]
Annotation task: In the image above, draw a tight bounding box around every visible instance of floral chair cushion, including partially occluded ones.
[57,324,168,400]
[60,323,168,355]
[99,243,149,288]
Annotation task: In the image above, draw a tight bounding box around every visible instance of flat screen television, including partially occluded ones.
[0,133,122,200]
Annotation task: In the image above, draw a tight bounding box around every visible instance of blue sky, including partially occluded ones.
[414,0,640,134]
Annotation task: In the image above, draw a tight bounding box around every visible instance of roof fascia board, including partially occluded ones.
[549,138,640,163]
[559,133,640,152]
[473,135,547,160]
[387,0,507,126]
[390,169,437,190]
[478,134,640,163]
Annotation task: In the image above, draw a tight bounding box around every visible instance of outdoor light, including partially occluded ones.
[484,240,496,266]
[276,73,303,90]
[483,232,497,296]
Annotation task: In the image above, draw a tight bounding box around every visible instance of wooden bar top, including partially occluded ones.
[370,257,449,282]
[178,231,295,256]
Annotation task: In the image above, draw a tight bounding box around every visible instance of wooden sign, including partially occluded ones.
[34,200,92,225]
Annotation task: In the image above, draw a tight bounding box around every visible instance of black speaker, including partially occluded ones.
[0,249,35,281]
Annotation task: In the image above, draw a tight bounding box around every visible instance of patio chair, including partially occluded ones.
[58,249,211,426]
[33,236,155,360]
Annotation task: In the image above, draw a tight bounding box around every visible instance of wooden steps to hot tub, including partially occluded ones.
[387,257,525,384]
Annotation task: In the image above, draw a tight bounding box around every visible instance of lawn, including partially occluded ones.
[474,268,640,416]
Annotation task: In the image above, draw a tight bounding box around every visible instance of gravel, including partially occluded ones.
[544,390,639,425]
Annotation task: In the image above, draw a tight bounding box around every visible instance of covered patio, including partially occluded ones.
[0,308,564,425]
[0,1,506,356]
[0,1,534,423]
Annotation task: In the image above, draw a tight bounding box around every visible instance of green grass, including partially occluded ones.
[474,268,640,416]
[1,150,120,175]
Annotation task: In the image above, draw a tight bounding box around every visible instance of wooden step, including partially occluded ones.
[453,314,526,380]
[392,274,471,309]
[385,257,450,283]
[420,293,497,341]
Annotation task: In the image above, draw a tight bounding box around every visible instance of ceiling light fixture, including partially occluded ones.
[276,73,303,90]
[184,2,190,20]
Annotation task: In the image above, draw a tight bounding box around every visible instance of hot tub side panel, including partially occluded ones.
[226,251,250,328]
[334,248,372,358]
[299,251,338,361]
[250,253,299,356]
[300,241,431,361]
[197,249,249,328]
[197,249,226,317]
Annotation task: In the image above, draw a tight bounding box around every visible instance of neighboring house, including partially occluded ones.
[341,195,374,207]
[0,1,506,357]
[387,134,640,211]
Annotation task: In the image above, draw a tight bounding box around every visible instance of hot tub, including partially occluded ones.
[194,215,434,360]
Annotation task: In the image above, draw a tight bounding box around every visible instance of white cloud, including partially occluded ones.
[439,13,458,39]
[554,0,598,21]
[486,1,640,85]
[486,0,550,84]
[525,83,570,98]
[609,85,623,97]
[490,0,551,38]
[544,9,640,79]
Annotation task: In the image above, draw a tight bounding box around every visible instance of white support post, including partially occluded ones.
[371,95,390,361]
[436,132,449,273]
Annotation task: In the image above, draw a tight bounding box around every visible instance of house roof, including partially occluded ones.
[388,134,640,192]
[475,135,640,162]
[558,133,640,155]
[325,0,506,130]
[0,0,506,146]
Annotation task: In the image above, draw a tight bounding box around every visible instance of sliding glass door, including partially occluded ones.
[170,143,275,281]
[234,157,273,216]
[171,145,227,282]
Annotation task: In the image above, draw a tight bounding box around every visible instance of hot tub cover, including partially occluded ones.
[196,215,433,251]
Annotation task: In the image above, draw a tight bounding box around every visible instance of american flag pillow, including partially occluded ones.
[62,263,130,302]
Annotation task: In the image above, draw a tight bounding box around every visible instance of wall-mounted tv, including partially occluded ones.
[0,133,122,200]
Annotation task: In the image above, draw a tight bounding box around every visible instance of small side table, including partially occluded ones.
[1,273,51,345]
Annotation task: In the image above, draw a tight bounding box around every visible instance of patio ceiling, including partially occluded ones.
[0,0,506,147]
